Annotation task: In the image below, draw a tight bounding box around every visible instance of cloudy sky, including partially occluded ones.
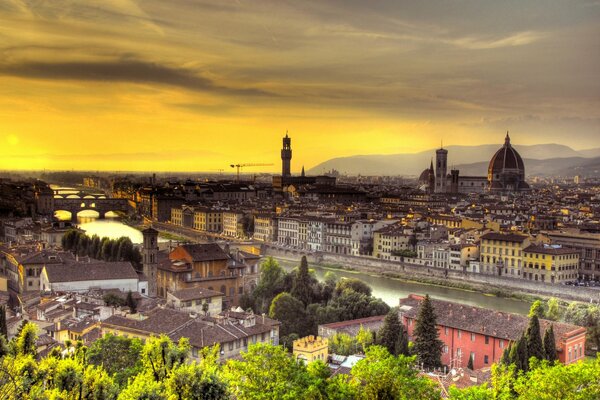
[0,0,599,171]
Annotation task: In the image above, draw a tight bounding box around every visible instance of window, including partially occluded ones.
[443,345,449,353]
[485,335,489,345]
[470,352,475,365]
[484,355,489,364]
[499,340,504,349]
[243,338,248,347]
[228,342,234,351]
[457,329,461,339]
[471,333,475,342]
[445,327,448,335]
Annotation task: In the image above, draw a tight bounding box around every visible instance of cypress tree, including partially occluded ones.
[413,295,444,370]
[378,309,401,355]
[543,324,558,362]
[290,256,313,306]
[510,335,529,372]
[501,343,512,365]
[0,305,7,339]
[526,315,544,361]
[126,291,137,314]
[467,353,474,370]
[395,323,410,356]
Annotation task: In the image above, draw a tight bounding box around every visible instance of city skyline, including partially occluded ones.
[1,1,599,171]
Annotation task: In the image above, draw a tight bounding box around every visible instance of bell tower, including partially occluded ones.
[435,144,448,193]
[281,132,292,177]
[142,227,159,298]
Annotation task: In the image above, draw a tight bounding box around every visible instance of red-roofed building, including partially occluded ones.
[400,294,586,369]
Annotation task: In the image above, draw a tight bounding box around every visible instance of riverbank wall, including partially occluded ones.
[262,244,600,304]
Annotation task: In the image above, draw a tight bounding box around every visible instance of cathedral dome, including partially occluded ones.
[418,168,432,183]
[487,132,529,192]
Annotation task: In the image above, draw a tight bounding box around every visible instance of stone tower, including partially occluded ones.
[450,169,460,193]
[142,227,159,298]
[435,146,448,193]
[281,132,292,177]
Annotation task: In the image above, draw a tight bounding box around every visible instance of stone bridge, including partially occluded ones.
[52,197,131,221]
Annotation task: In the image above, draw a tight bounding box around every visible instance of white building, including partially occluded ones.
[40,261,143,294]
[277,217,300,247]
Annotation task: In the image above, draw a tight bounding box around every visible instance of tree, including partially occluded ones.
[509,334,529,372]
[395,324,410,357]
[528,300,545,319]
[269,292,311,338]
[543,324,558,362]
[0,305,7,339]
[290,256,313,306]
[467,353,474,370]
[412,295,443,370]
[378,309,402,355]
[252,257,285,313]
[350,346,439,400]
[12,322,37,358]
[141,335,189,382]
[335,278,372,297]
[126,291,138,314]
[546,297,561,321]
[355,325,374,353]
[526,315,544,361]
[223,343,311,400]
[87,333,143,387]
[329,333,356,356]
[164,362,227,400]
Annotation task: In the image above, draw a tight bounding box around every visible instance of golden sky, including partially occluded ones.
[0,1,599,172]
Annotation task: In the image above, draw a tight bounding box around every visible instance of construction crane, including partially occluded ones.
[230,163,273,182]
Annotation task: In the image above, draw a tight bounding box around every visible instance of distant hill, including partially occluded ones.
[454,157,600,177]
[307,143,600,176]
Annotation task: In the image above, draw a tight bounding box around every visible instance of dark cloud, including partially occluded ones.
[0,59,273,97]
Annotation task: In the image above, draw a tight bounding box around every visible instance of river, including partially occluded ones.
[52,185,147,244]
[278,260,532,315]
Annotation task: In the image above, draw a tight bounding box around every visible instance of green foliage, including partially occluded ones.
[528,300,545,319]
[412,295,443,370]
[508,335,529,373]
[269,293,312,338]
[526,315,544,361]
[12,322,38,358]
[87,333,143,387]
[543,324,558,362]
[252,257,286,313]
[61,229,142,267]
[103,293,126,308]
[377,309,402,355]
[335,278,371,297]
[126,291,138,314]
[141,335,189,382]
[355,325,374,354]
[291,256,314,306]
[545,297,561,321]
[329,333,357,356]
[450,357,600,400]
[223,342,311,400]
[350,346,440,400]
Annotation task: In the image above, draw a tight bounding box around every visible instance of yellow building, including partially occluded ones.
[479,232,530,277]
[293,335,329,363]
[523,245,579,284]
[372,224,412,260]
[193,208,223,233]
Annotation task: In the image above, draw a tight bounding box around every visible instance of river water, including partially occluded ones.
[52,185,146,244]
[278,260,532,315]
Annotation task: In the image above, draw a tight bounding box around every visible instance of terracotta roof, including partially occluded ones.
[170,287,224,301]
[523,244,578,255]
[480,232,529,243]
[177,243,229,262]
[400,295,585,349]
[44,261,138,283]
[319,315,386,337]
